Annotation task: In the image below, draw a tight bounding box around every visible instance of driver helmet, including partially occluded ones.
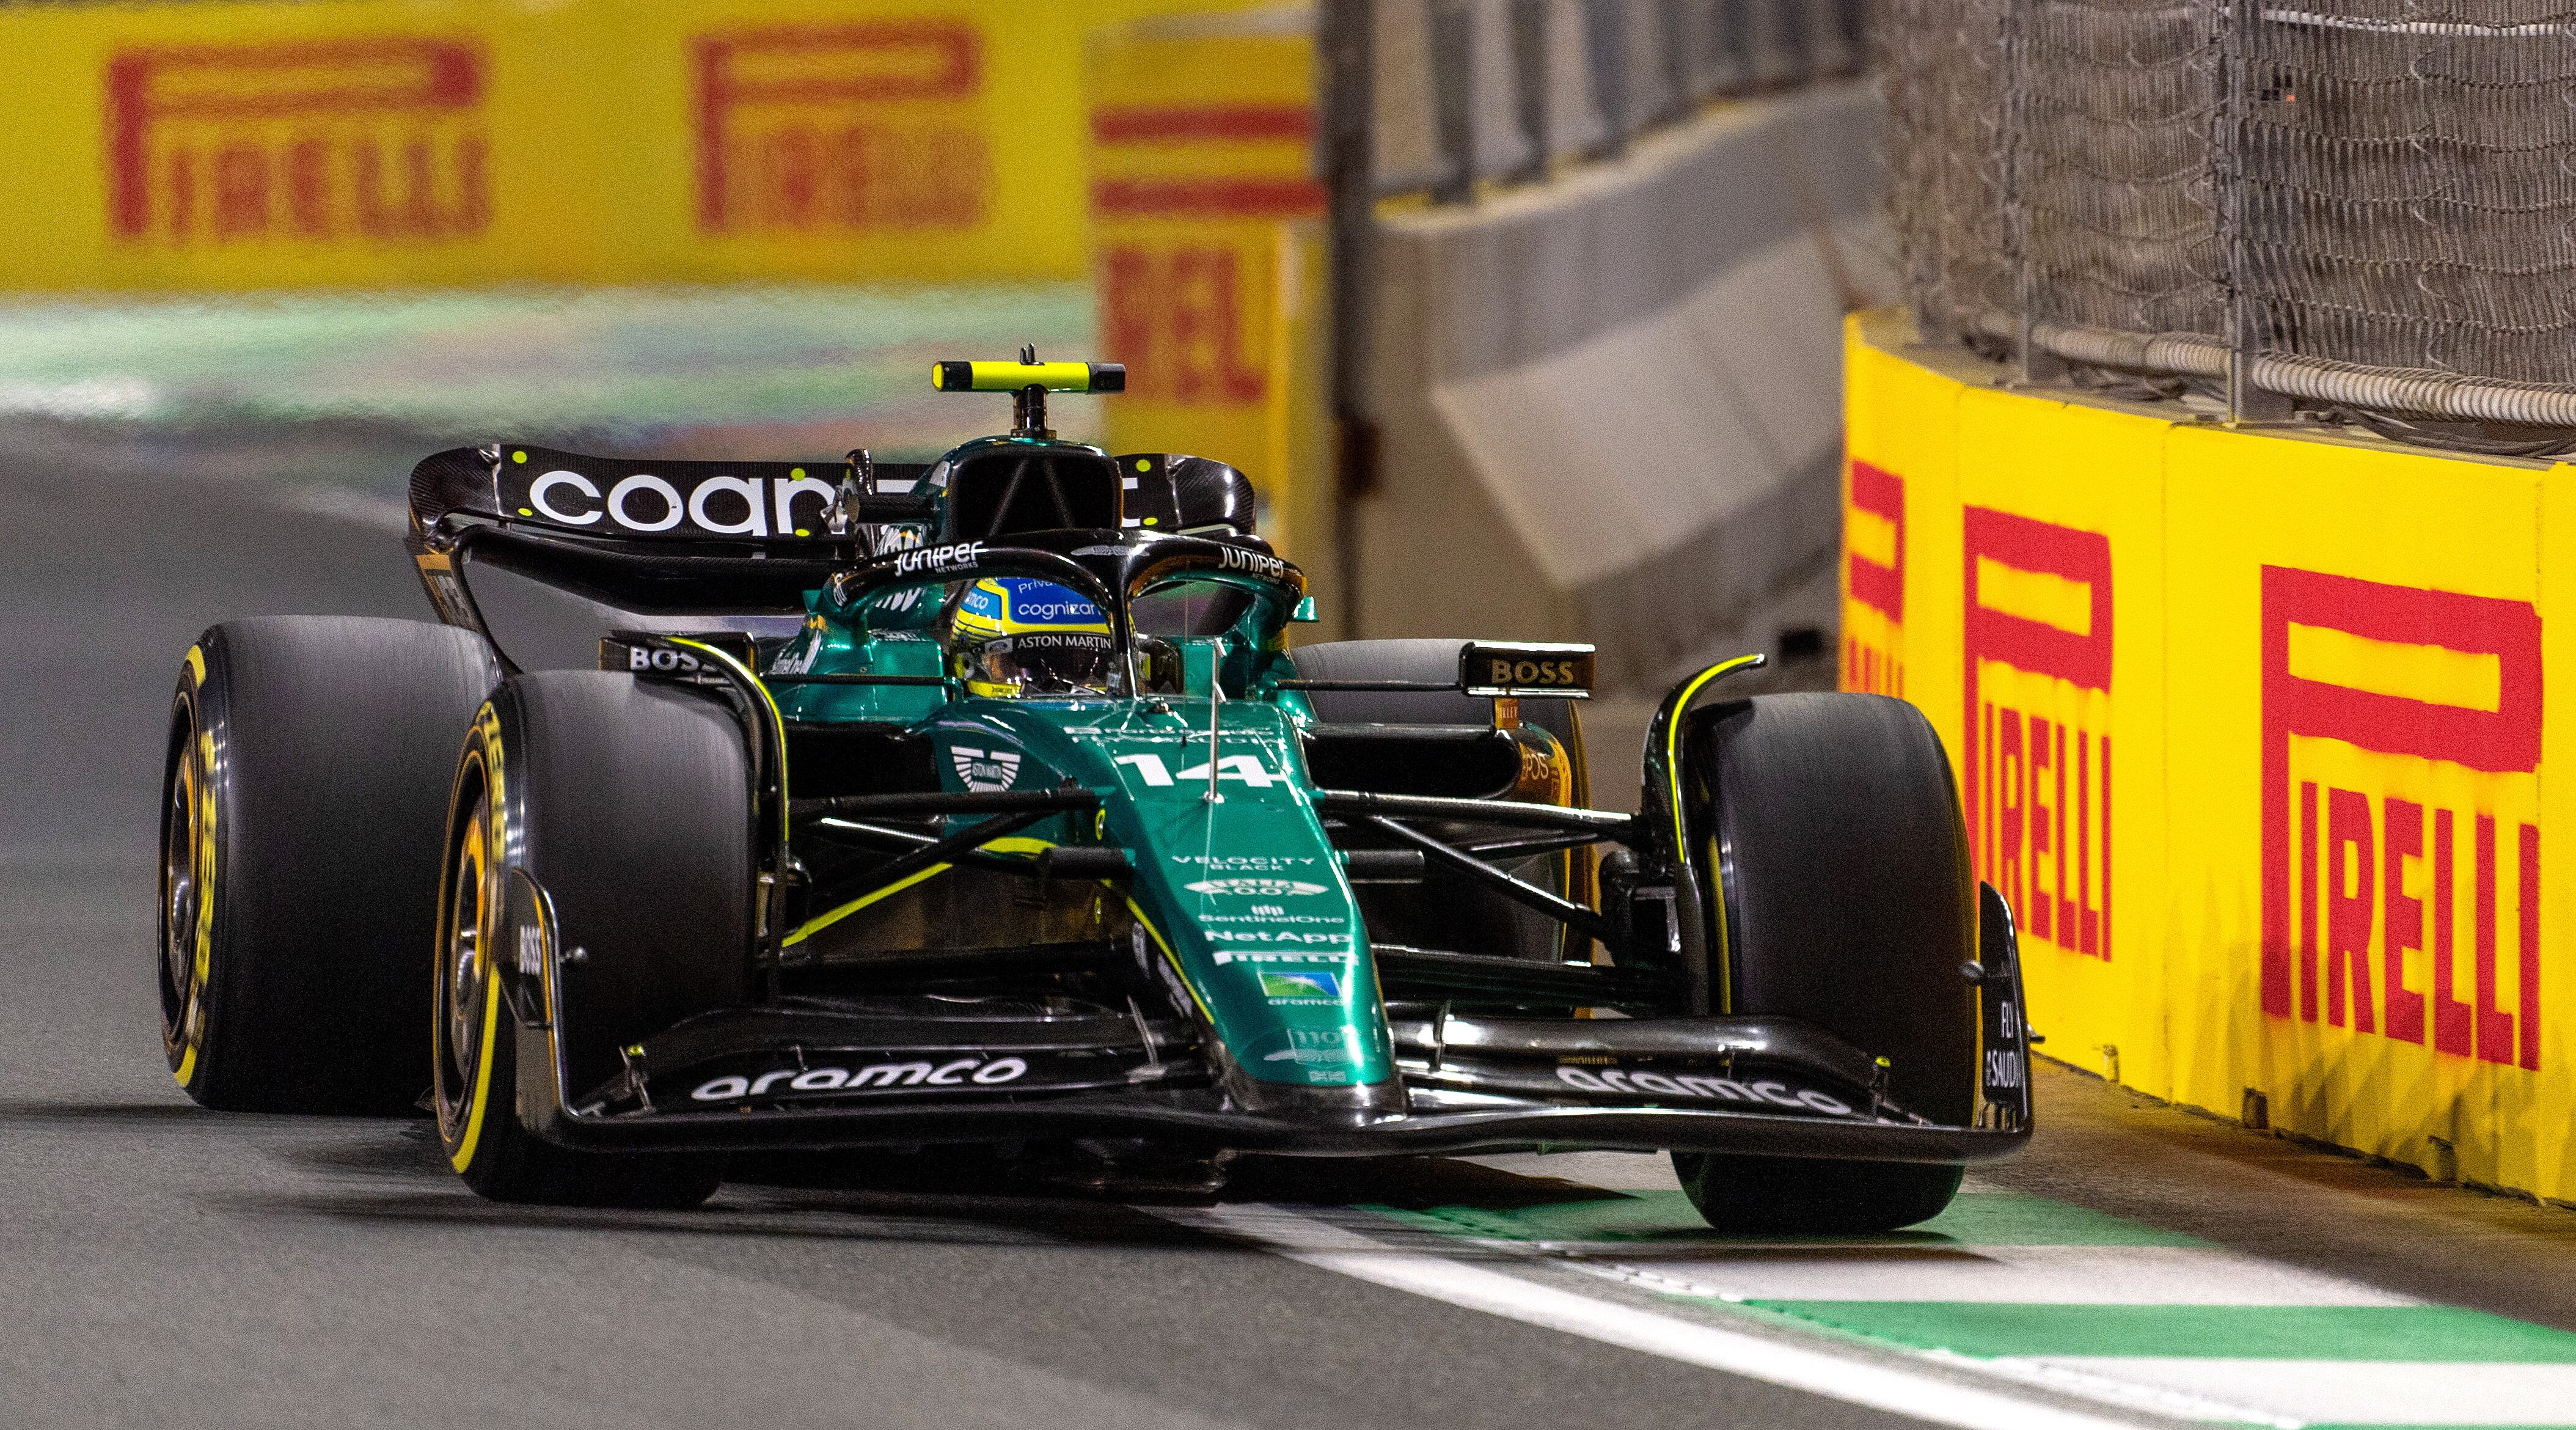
[948,577,1117,697]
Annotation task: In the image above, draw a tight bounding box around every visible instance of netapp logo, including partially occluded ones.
[691,1056,1026,1101]
[1207,929,1349,947]
[1555,1065,1853,1116]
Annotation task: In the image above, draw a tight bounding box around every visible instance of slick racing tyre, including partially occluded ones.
[1672,692,1976,1233]
[160,617,497,1112]
[433,672,753,1207]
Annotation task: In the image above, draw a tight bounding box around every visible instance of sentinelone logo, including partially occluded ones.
[1964,509,2111,959]
[692,23,989,234]
[105,38,489,244]
[1841,460,1903,696]
[2260,568,2541,1068]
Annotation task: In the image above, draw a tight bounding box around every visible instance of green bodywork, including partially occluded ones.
[765,565,1396,1091]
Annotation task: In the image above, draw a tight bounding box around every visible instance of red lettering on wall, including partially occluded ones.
[1099,245,1268,406]
[1964,510,2113,958]
[104,37,488,245]
[2260,568,2542,1069]
[1842,461,1905,697]
[693,24,989,235]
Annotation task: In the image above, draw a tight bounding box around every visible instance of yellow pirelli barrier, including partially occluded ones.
[1844,309,2575,1201]
[1087,10,1329,574]
[0,0,1256,293]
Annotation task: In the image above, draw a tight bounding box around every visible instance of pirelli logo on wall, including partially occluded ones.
[1839,460,1905,697]
[104,37,491,247]
[1091,101,1322,408]
[2260,568,2542,1069]
[692,22,990,235]
[1964,509,2112,960]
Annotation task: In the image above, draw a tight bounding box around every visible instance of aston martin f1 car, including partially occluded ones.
[158,355,2030,1229]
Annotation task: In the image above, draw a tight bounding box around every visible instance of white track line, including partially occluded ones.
[1158,1203,2163,1430]
[1562,1242,2418,1306]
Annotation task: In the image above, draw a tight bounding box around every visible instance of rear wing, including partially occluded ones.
[406,444,934,545]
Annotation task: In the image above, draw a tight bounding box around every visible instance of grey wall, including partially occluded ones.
[1351,79,1892,691]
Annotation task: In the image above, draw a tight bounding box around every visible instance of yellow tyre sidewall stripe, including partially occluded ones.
[174,690,216,1086]
[448,817,500,1173]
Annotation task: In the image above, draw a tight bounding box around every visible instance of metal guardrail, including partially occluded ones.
[1887,0,2576,448]
[1374,0,1868,203]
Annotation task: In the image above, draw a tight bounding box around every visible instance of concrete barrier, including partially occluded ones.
[1845,307,2575,1204]
[1353,79,1892,689]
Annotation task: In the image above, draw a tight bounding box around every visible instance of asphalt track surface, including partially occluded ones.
[10,442,2576,1429]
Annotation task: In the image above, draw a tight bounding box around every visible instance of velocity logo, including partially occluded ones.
[950,745,1020,793]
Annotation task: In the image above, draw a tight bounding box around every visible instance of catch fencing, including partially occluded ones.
[1371,0,1868,201]
[1884,1,2576,441]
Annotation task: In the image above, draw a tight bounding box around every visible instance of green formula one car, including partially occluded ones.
[158,356,2030,1228]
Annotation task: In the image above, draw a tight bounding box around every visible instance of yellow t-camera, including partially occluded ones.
[932,361,1125,394]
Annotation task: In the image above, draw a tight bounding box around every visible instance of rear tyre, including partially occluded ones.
[159,618,497,1112]
[1673,692,1977,1233]
[433,672,752,1207]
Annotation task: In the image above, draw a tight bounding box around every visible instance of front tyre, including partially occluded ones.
[1673,1154,1964,1236]
[433,673,752,1207]
[1674,692,1979,1233]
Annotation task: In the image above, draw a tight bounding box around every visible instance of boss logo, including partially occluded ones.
[1486,658,1580,686]
[1460,643,1595,697]
[628,646,704,674]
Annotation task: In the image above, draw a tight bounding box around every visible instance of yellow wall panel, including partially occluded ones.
[0,0,1258,294]
[1849,311,2576,1203]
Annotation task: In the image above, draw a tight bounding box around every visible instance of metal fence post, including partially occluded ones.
[1320,0,1378,637]
[1510,0,1553,180]
[2004,0,2036,381]
[1586,0,1630,156]
[1430,0,1479,202]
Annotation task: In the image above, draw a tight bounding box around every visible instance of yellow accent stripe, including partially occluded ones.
[670,639,792,849]
[1126,898,1212,1022]
[448,968,502,1173]
[1664,656,1765,1014]
[182,644,205,685]
[783,837,1065,947]
[785,862,953,945]
[173,1044,196,1085]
